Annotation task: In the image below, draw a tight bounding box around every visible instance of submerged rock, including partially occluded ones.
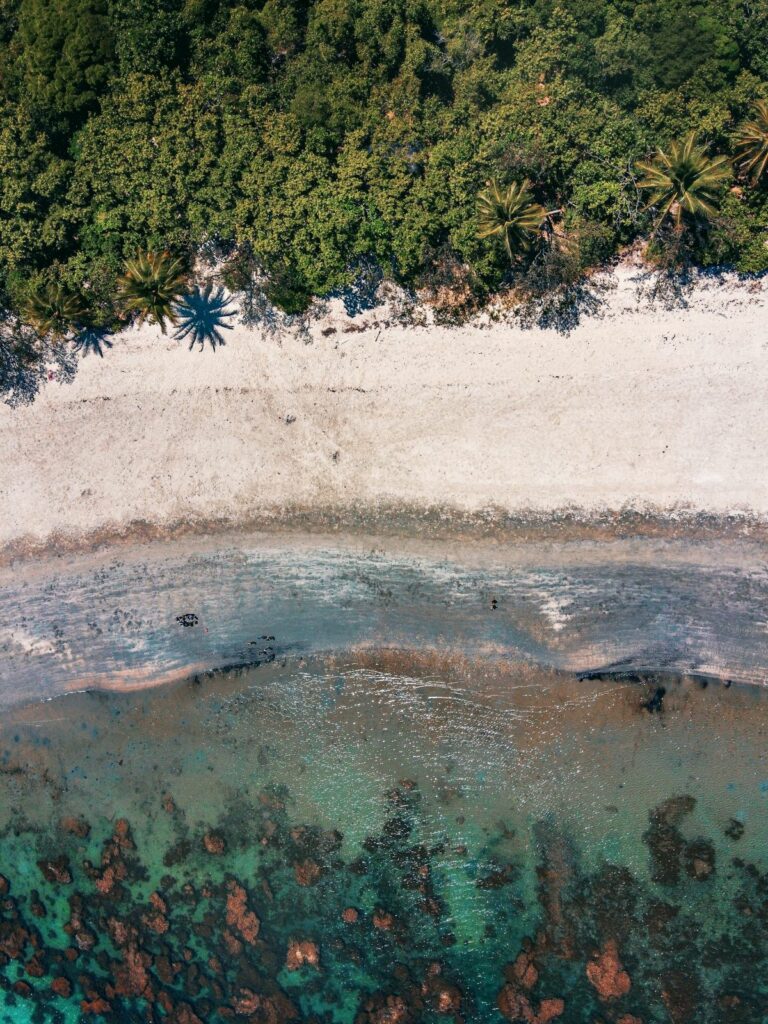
[225,880,260,944]
[37,855,72,885]
[586,940,631,1000]
[286,939,320,971]
[51,976,72,997]
[59,816,91,838]
[203,832,226,855]
[684,839,715,880]
[293,858,322,886]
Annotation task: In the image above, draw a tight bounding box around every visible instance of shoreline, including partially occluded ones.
[3,527,768,713]
[2,262,768,554]
[4,502,768,570]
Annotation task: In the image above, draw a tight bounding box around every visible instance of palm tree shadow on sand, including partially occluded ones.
[173,284,236,351]
[72,327,114,357]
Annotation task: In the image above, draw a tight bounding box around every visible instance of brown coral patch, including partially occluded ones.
[586,940,631,1000]
[225,880,260,944]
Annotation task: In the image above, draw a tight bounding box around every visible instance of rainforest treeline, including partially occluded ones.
[0,0,767,323]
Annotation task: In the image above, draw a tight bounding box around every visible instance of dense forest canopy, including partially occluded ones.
[0,0,766,325]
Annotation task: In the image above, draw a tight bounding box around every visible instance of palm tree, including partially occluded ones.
[23,282,89,337]
[173,284,236,351]
[734,99,768,185]
[636,134,731,229]
[118,251,189,334]
[477,179,547,261]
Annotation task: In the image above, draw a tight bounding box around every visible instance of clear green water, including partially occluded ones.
[0,656,767,1023]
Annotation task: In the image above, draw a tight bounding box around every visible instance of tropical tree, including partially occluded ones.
[117,251,189,333]
[23,282,89,337]
[734,99,768,185]
[477,179,547,262]
[173,284,236,351]
[635,134,731,229]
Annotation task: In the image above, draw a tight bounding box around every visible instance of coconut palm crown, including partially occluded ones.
[477,179,547,261]
[23,282,89,337]
[118,251,189,333]
[635,134,731,228]
[734,99,768,185]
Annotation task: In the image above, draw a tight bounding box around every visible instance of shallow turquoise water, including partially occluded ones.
[0,657,767,1023]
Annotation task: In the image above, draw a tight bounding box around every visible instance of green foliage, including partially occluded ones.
[636,134,732,227]
[0,0,765,322]
[14,0,114,130]
[118,251,189,333]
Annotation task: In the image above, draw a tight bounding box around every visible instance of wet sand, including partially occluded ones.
[2,527,768,711]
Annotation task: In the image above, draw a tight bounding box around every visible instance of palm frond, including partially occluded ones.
[477,179,546,261]
[118,251,189,334]
[23,283,90,338]
[636,133,731,229]
[734,99,768,184]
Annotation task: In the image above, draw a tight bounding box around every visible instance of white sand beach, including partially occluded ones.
[2,263,767,554]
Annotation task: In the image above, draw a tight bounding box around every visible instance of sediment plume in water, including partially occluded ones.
[0,656,766,1022]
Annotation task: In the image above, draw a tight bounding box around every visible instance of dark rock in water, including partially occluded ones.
[12,980,32,997]
[59,816,91,838]
[660,969,702,1024]
[372,909,395,931]
[497,983,565,1023]
[176,614,199,627]
[642,686,666,713]
[0,921,29,960]
[725,818,745,841]
[644,900,679,943]
[80,997,112,1015]
[477,863,517,889]
[643,796,696,885]
[684,839,715,880]
[422,964,462,1015]
[285,939,320,971]
[225,880,260,944]
[359,992,412,1024]
[202,832,226,855]
[37,855,72,885]
[29,891,46,918]
[164,838,192,866]
[294,858,322,886]
[51,977,72,998]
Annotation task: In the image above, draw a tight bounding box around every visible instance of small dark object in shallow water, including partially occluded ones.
[642,686,666,714]
[176,614,199,627]
[725,818,745,840]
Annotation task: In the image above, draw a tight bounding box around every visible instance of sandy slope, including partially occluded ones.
[2,264,767,551]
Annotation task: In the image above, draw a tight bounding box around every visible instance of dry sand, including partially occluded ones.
[2,263,767,554]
